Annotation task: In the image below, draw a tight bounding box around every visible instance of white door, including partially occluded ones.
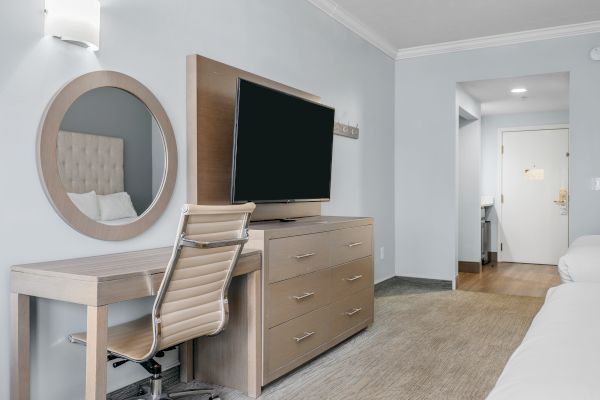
[500,128,569,265]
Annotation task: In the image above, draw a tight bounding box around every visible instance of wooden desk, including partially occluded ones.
[10,247,262,400]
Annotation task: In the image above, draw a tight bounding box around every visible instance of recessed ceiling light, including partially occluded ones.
[511,88,528,94]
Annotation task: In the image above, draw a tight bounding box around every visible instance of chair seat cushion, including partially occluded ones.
[70,314,154,361]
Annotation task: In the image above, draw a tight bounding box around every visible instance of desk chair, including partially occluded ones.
[69,203,256,400]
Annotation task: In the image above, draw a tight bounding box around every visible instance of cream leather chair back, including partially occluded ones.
[153,203,255,351]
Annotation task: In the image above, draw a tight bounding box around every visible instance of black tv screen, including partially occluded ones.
[231,79,335,203]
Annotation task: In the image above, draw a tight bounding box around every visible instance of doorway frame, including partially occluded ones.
[496,124,570,263]
[457,106,481,276]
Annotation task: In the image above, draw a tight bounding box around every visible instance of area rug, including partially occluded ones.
[171,286,544,400]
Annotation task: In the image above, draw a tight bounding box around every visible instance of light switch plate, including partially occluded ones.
[591,47,600,61]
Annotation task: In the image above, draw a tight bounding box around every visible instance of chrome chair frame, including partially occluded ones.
[144,212,251,363]
[69,205,253,400]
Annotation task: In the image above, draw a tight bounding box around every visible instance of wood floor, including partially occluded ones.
[457,261,561,298]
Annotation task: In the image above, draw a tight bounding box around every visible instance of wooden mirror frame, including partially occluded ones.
[37,71,178,240]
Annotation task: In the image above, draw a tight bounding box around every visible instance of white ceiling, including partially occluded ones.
[460,72,570,116]
[308,0,600,57]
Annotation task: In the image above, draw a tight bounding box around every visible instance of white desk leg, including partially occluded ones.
[11,293,30,400]
[247,270,262,398]
[85,306,108,400]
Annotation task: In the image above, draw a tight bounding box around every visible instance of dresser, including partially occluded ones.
[247,216,374,385]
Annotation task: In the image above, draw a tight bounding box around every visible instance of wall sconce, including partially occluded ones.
[44,0,100,51]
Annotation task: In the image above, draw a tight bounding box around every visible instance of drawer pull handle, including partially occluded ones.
[293,252,316,259]
[345,275,363,282]
[292,292,315,300]
[345,308,362,316]
[347,242,363,248]
[294,331,315,342]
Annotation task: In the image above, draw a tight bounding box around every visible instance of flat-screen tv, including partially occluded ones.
[231,79,335,204]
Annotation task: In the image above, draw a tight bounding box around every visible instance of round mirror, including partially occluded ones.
[58,87,165,225]
[38,71,177,240]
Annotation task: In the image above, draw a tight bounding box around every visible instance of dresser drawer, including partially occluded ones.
[330,225,373,266]
[332,256,373,300]
[268,232,330,283]
[330,287,373,339]
[266,306,330,375]
[267,269,332,328]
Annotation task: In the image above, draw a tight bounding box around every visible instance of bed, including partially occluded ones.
[558,235,600,283]
[57,130,138,224]
[486,282,600,400]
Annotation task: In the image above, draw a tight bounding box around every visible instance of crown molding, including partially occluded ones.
[305,0,398,59]
[306,0,600,61]
[396,20,600,59]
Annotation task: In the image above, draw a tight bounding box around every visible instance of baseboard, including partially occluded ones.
[391,276,453,290]
[489,252,498,262]
[458,261,482,273]
[108,366,180,400]
[374,274,396,285]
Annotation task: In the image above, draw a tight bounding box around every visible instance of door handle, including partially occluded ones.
[347,242,363,248]
[554,187,568,206]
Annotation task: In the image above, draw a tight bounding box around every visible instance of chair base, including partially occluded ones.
[125,385,219,400]
[170,389,220,399]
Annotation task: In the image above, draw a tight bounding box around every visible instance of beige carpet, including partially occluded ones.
[172,288,543,400]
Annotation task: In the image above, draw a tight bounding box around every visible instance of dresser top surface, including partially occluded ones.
[249,215,372,238]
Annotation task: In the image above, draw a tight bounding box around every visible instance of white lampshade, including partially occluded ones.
[44,0,100,51]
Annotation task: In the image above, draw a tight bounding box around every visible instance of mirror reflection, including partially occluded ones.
[58,87,165,225]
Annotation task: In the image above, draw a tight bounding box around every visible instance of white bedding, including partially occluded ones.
[486,283,600,400]
[558,235,600,283]
[97,192,138,221]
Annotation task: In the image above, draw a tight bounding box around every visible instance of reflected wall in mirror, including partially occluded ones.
[58,87,165,225]
[38,71,177,240]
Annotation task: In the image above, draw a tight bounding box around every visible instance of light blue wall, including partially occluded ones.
[481,111,570,252]
[395,33,600,281]
[0,1,395,398]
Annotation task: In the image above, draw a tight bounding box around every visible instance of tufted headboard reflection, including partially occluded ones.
[57,130,124,195]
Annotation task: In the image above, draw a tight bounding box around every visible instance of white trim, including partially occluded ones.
[498,124,569,134]
[458,106,479,121]
[305,0,600,61]
[305,0,398,58]
[396,21,600,60]
[395,272,456,282]
[497,124,570,263]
